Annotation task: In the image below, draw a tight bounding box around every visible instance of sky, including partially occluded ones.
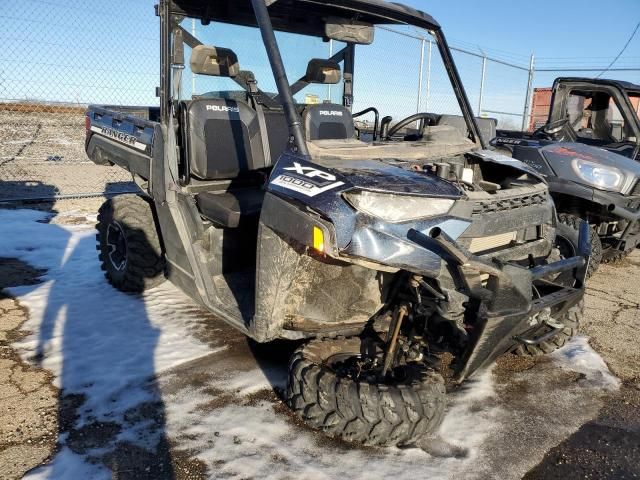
[418,0,640,65]
[1,0,638,128]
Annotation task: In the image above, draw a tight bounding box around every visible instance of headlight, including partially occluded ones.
[571,158,634,193]
[343,190,454,222]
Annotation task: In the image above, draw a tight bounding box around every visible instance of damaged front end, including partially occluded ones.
[254,150,589,380]
[407,223,589,380]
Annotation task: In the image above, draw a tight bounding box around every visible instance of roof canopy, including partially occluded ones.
[556,77,640,95]
[170,0,440,37]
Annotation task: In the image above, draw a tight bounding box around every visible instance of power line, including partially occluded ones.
[596,20,640,78]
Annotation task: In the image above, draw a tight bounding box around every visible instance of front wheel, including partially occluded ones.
[513,299,583,357]
[286,337,446,447]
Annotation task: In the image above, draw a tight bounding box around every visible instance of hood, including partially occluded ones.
[316,158,463,198]
[541,143,640,180]
[471,149,547,183]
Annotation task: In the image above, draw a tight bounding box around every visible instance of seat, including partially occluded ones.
[262,108,291,160]
[196,188,265,228]
[184,98,267,180]
[185,44,272,229]
[437,114,497,143]
[303,104,356,141]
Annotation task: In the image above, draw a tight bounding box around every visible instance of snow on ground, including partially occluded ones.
[0,209,216,478]
[550,335,620,390]
[163,367,504,480]
[25,448,111,480]
[0,209,621,479]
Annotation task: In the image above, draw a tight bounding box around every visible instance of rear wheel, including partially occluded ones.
[556,213,601,278]
[286,337,446,447]
[96,194,165,293]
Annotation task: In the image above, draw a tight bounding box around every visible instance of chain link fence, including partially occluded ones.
[1,1,639,203]
[350,26,533,133]
[0,0,158,203]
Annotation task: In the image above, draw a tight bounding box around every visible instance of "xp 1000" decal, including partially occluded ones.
[271,162,344,197]
[91,125,148,151]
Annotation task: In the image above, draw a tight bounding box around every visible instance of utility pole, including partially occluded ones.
[478,55,487,116]
[425,40,432,112]
[191,19,197,96]
[417,38,426,113]
[522,54,535,131]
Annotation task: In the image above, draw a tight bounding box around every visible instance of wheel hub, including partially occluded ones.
[325,349,410,383]
[106,221,128,271]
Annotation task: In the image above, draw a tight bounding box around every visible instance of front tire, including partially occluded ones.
[601,220,639,264]
[513,299,583,357]
[96,194,165,293]
[603,248,634,264]
[286,337,446,447]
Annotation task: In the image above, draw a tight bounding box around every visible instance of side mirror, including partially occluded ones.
[305,59,341,85]
[325,17,375,45]
[190,45,240,77]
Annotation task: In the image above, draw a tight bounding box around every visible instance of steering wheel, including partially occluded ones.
[385,113,439,141]
[532,117,571,140]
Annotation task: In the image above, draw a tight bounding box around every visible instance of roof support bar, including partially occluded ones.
[434,30,486,148]
[250,0,309,156]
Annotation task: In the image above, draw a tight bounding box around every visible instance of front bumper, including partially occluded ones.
[408,220,590,381]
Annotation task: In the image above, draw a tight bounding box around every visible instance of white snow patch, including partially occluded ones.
[550,335,620,390]
[163,367,503,480]
[24,447,110,480]
[211,367,288,396]
[428,367,503,459]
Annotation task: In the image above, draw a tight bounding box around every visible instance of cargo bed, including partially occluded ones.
[85,105,159,181]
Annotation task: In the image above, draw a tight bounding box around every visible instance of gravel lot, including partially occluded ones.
[0,110,136,201]
[0,203,638,479]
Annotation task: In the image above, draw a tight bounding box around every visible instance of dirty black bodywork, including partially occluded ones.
[254,151,588,379]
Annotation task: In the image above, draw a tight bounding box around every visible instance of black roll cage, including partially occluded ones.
[157,0,487,154]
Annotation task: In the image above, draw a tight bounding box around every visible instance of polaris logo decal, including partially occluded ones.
[319,110,343,117]
[206,105,241,113]
[91,125,147,151]
[272,162,344,197]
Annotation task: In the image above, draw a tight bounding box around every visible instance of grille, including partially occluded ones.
[472,191,548,215]
[468,231,518,254]
[631,181,640,196]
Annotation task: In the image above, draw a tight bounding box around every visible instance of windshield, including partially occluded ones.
[565,89,640,144]
[176,19,464,122]
[179,19,345,105]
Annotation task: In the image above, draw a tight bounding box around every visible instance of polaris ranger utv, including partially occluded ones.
[494,78,640,274]
[85,0,589,447]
